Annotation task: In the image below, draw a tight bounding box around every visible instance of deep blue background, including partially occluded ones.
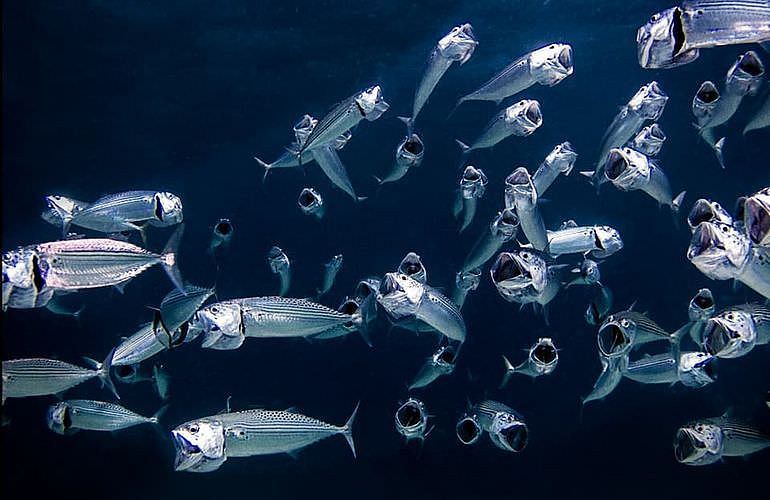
[3,1,769,499]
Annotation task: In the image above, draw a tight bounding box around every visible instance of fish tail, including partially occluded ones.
[254,156,272,183]
[455,139,471,154]
[499,356,515,389]
[397,116,414,134]
[150,404,170,424]
[372,175,384,185]
[342,401,360,459]
[672,191,686,213]
[98,348,120,400]
[161,224,186,295]
[447,97,466,120]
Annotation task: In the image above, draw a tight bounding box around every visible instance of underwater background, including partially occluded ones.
[2,1,769,498]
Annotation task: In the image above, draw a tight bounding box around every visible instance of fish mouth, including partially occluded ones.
[648,123,666,141]
[558,45,573,70]
[396,401,424,429]
[491,253,529,284]
[695,81,719,104]
[604,150,628,181]
[702,320,734,356]
[172,432,203,471]
[438,346,456,365]
[524,102,542,126]
[698,357,717,381]
[338,300,360,316]
[500,209,520,228]
[456,416,481,445]
[403,135,424,156]
[687,200,718,230]
[114,364,138,381]
[533,343,557,365]
[214,220,232,236]
[736,51,765,78]
[379,273,401,296]
[399,255,424,278]
[674,428,699,463]
[463,167,481,182]
[267,246,285,261]
[298,189,318,208]
[497,423,528,452]
[745,197,770,245]
[597,322,629,357]
[693,290,714,310]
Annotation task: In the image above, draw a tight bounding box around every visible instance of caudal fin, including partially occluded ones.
[342,401,360,459]
[397,116,414,134]
[254,156,272,183]
[161,225,186,295]
[672,191,686,212]
[499,356,515,389]
[93,348,119,400]
[455,139,471,155]
[150,404,170,425]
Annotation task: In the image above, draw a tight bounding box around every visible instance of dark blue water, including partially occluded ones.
[3,1,769,498]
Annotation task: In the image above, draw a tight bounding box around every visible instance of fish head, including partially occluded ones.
[189,301,243,340]
[327,254,344,272]
[743,187,770,246]
[636,8,699,69]
[397,252,427,284]
[2,246,46,294]
[490,250,549,302]
[603,147,650,190]
[490,415,528,452]
[692,81,720,125]
[460,166,488,200]
[631,123,666,156]
[354,277,380,302]
[396,133,424,166]
[688,288,715,322]
[46,402,74,435]
[687,222,750,280]
[355,85,389,121]
[545,141,578,175]
[674,423,723,465]
[297,188,323,216]
[628,81,669,120]
[678,352,717,388]
[395,398,428,439]
[42,195,86,225]
[703,309,756,358]
[504,99,543,135]
[213,219,233,241]
[505,166,537,208]
[456,414,482,445]
[726,51,765,95]
[377,272,423,318]
[153,192,184,225]
[591,226,623,259]
[577,259,601,285]
[455,268,482,292]
[437,23,478,64]
[332,130,353,150]
[687,199,733,233]
[491,209,521,242]
[267,246,290,273]
[172,419,226,472]
[529,43,574,86]
[530,337,558,373]
[432,344,458,370]
[597,313,637,357]
[293,114,318,147]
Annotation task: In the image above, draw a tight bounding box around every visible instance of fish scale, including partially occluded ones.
[57,400,155,431]
[2,358,100,399]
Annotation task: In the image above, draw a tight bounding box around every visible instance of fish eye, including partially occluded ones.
[651,13,660,21]
[721,226,728,232]
[211,307,219,314]
[726,313,734,320]
[621,319,630,328]
[549,44,555,49]
[189,424,199,433]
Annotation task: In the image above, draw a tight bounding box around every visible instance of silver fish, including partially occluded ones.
[456,413,483,445]
[317,254,343,298]
[501,337,558,386]
[637,1,770,69]
[702,303,770,358]
[504,167,548,251]
[153,284,217,349]
[629,123,667,156]
[687,198,733,232]
[308,299,371,346]
[312,144,366,202]
[297,188,325,219]
[582,354,628,405]
[743,187,770,246]
[353,278,380,331]
[451,268,481,309]
[267,246,291,297]
[532,141,578,196]
[462,209,520,272]
[585,284,614,326]
[674,414,770,465]
[604,147,686,211]
[2,352,117,403]
[407,23,477,126]
[397,252,427,284]
[490,250,563,308]
[409,344,457,390]
[40,196,89,229]
[688,287,716,344]
[692,81,722,129]
[171,404,358,472]
[395,398,430,442]
[567,258,602,287]
[624,351,716,388]
[457,43,573,107]
[597,310,677,358]
[544,224,623,258]
[456,99,542,153]
[208,219,233,256]
[688,221,770,298]
[47,399,164,435]
[376,133,424,185]
[472,400,528,453]
[744,92,770,134]
[454,166,488,233]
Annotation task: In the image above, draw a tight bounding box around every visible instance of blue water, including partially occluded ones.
[3,1,769,498]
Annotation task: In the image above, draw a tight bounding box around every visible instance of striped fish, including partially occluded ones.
[111,323,165,366]
[471,400,528,452]
[172,404,358,472]
[675,414,770,465]
[2,351,117,402]
[46,399,165,434]
[597,310,675,358]
[703,303,770,358]
[624,352,679,384]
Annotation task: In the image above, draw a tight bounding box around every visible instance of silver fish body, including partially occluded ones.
[317,254,343,298]
[47,399,160,434]
[112,323,166,367]
[451,268,481,309]
[490,250,562,307]
[457,99,542,153]
[152,284,216,349]
[377,133,424,185]
[502,337,558,384]
[702,303,770,358]
[2,354,115,402]
[267,246,291,297]
[597,310,675,358]
[545,225,623,258]
[675,415,770,465]
[456,166,488,233]
[604,147,685,210]
[505,167,548,251]
[629,123,666,156]
[472,400,528,453]
[532,141,578,196]
[40,196,89,229]
[462,209,520,272]
[624,351,715,387]
[409,344,457,390]
[744,92,770,134]
[743,187,770,246]
[312,144,364,202]
[395,399,430,441]
[700,50,765,132]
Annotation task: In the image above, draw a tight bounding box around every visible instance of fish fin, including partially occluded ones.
[446,98,465,120]
[97,348,119,400]
[150,404,169,424]
[356,196,368,203]
[151,309,173,349]
[455,139,471,154]
[713,137,726,169]
[397,116,414,134]
[284,406,300,413]
[500,356,515,389]
[286,450,301,460]
[672,191,686,212]
[342,401,360,459]
[578,170,595,179]
[253,156,272,183]
[223,395,232,413]
[160,224,186,295]
[372,175,384,185]
[113,282,128,294]
[137,224,148,247]
[626,301,637,312]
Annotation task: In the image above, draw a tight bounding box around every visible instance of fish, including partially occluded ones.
[687,198,733,232]
[377,272,467,342]
[311,144,366,202]
[307,299,371,346]
[688,288,716,344]
[299,86,388,156]
[623,351,716,388]
[406,23,477,126]
[531,141,578,196]
[674,414,770,465]
[409,344,458,390]
[395,398,431,442]
[455,413,483,445]
[604,147,686,211]
[317,254,343,299]
[501,337,558,387]
[490,250,564,310]
[44,295,85,320]
[208,219,233,256]
[567,258,602,287]
[584,81,668,187]
[692,81,722,129]
[543,224,623,259]
[637,1,770,69]
[471,400,528,453]
[582,354,628,405]
[454,166,488,233]
[744,93,770,134]
[687,221,770,298]
[629,123,666,156]
[451,268,481,309]
[267,246,291,297]
[47,399,165,435]
[352,278,380,331]
[461,209,520,272]
[375,133,424,185]
[456,43,573,107]
[189,296,361,350]
[504,167,548,251]
[2,351,117,403]
[40,196,89,230]
[597,309,679,358]
[701,303,770,358]
[585,284,614,326]
[171,403,359,472]
[297,188,325,219]
[42,191,183,238]
[153,364,171,400]
[456,99,542,154]
[742,187,770,247]
[397,252,427,284]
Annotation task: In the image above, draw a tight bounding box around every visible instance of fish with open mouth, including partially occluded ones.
[541,222,623,259]
[742,187,770,247]
[501,337,558,387]
[307,298,371,346]
[397,252,427,284]
[376,133,424,185]
[47,400,165,435]
[637,1,770,69]
[451,268,481,309]
[462,209,520,272]
[490,250,565,311]
[623,350,716,388]
[471,400,529,453]
[456,43,573,108]
[456,413,483,445]
[377,272,467,343]
[405,23,477,128]
[409,344,458,390]
[456,99,542,154]
[687,221,770,298]
[208,219,233,256]
[352,277,380,331]
[171,403,358,472]
[629,123,667,156]
[744,93,770,134]
[395,398,431,442]
[532,141,578,196]
[317,254,343,299]
[692,81,721,129]
[504,167,548,251]
[674,414,770,466]
[603,147,686,211]
[567,258,602,287]
[267,246,291,297]
[687,198,733,232]
[582,354,628,405]
[701,303,770,358]
[297,188,325,219]
[597,309,679,358]
[585,284,614,326]
[454,166,488,233]
[688,287,716,344]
